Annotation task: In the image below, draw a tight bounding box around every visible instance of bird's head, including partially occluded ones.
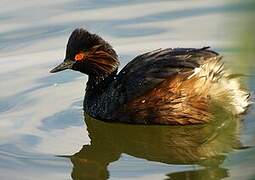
[50,28,119,76]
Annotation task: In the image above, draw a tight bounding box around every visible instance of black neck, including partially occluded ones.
[86,70,118,94]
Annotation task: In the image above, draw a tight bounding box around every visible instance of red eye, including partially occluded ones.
[75,52,85,61]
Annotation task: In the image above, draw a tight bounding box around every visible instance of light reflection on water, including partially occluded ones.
[0,0,254,179]
[68,107,241,180]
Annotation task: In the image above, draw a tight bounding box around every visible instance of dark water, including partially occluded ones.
[0,1,255,179]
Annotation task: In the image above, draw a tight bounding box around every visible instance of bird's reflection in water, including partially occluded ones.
[66,106,244,180]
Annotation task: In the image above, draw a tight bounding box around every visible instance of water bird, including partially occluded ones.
[50,28,250,125]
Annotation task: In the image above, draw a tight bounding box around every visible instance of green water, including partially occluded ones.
[0,1,254,179]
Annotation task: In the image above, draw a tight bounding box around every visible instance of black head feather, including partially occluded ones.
[64,28,119,76]
[65,28,117,60]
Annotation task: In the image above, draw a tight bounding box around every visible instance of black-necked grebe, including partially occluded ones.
[50,28,250,125]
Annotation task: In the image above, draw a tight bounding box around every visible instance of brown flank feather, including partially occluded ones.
[119,72,211,125]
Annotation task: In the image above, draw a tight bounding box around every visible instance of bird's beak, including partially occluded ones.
[50,59,75,73]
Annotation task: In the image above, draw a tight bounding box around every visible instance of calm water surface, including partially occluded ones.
[0,0,255,179]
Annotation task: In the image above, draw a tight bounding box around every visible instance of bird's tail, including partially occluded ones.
[189,56,251,115]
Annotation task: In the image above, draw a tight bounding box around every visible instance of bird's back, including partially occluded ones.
[107,48,250,124]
